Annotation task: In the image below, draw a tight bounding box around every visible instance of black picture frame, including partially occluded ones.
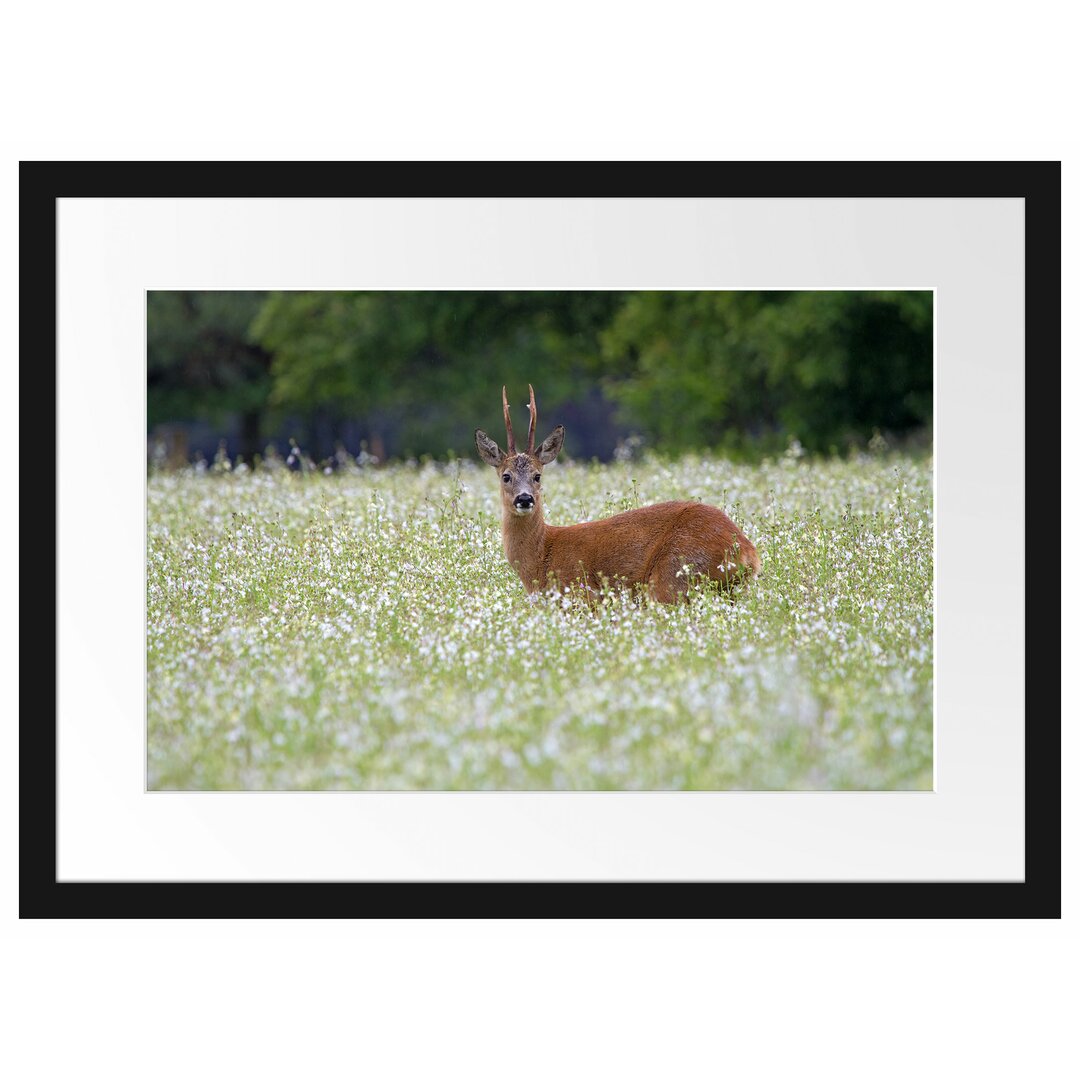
[21,161,1060,919]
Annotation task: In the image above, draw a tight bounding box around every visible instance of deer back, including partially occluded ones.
[544,500,759,598]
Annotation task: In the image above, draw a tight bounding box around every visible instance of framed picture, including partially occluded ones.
[22,161,1059,917]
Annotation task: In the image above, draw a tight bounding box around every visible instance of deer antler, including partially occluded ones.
[502,385,516,453]
[527,384,537,455]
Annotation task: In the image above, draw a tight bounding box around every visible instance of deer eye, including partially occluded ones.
[502,474,511,483]
[533,474,541,483]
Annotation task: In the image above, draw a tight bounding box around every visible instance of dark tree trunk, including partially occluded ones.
[240,410,261,461]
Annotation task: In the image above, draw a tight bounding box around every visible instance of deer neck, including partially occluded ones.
[501,502,548,590]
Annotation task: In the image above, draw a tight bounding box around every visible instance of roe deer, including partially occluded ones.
[475,385,761,603]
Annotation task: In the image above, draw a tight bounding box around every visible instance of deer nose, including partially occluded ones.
[514,493,534,509]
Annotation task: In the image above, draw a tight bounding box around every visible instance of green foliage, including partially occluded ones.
[600,291,933,454]
[149,290,932,461]
[249,290,626,457]
[147,291,271,427]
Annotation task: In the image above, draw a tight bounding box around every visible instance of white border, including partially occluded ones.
[57,196,1023,881]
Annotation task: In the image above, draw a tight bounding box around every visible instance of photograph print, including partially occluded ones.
[146,288,934,791]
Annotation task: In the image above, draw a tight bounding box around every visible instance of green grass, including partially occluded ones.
[147,449,933,790]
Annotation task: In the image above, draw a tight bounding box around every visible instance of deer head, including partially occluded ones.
[475,384,564,518]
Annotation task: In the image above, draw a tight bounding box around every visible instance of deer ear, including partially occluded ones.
[536,425,564,465]
[475,429,503,468]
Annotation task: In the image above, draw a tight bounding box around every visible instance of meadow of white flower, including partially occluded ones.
[147,450,933,790]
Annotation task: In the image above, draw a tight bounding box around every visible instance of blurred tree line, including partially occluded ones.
[147,290,932,464]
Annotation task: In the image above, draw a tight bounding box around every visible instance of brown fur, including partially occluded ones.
[504,492,759,602]
[476,387,760,603]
